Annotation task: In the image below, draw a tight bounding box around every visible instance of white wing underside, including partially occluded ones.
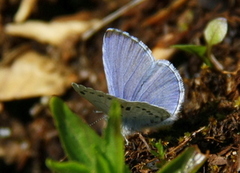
[72,84,171,135]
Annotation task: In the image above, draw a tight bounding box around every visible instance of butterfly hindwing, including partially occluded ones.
[133,60,185,116]
[120,101,171,135]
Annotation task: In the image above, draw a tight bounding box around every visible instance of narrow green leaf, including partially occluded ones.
[158,146,207,173]
[103,100,129,173]
[46,159,90,173]
[172,44,207,57]
[172,44,213,66]
[95,152,112,173]
[204,17,228,46]
[49,97,103,166]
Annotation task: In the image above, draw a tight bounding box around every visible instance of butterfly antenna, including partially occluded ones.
[89,115,108,126]
[94,110,103,113]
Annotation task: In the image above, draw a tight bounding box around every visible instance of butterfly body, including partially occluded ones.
[72,28,184,136]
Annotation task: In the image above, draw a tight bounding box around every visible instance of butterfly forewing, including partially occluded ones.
[103,29,155,100]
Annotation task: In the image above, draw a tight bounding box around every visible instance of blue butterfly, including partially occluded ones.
[72,28,184,136]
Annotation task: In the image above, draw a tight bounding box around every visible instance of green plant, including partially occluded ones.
[46,97,130,173]
[151,140,166,160]
[173,17,228,71]
[157,146,208,173]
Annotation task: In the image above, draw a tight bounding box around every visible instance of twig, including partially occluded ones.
[82,0,146,41]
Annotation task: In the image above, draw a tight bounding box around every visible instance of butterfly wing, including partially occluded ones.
[103,29,154,100]
[72,83,114,114]
[103,29,184,117]
[72,83,171,136]
[120,101,171,136]
[133,60,185,117]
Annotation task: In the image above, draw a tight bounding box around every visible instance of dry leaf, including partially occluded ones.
[5,19,100,46]
[152,33,177,60]
[0,50,76,101]
[14,0,38,23]
[152,47,176,60]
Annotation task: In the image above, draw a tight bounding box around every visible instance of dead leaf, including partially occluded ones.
[5,19,100,46]
[0,50,76,101]
[152,47,176,60]
[14,0,38,23]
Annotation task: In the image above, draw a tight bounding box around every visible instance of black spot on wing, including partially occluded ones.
[125,107,131,111]
[80,91,85,95]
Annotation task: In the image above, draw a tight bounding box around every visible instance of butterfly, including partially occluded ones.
[72,28,184,136]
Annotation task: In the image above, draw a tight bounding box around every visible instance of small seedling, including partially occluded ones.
[173,17,228,71]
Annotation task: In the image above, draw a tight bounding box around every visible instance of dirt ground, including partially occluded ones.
[0,0,239,172]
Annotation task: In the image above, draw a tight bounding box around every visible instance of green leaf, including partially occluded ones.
[49,97,103,166]
[172,44,207,57]
[48,97,130,173]
[204,17,228,46]
[46,159,90,173]
[158,146,207,173]
[155,140,165,160]
[103,100,130,173]
[95,153,112,173]
[172,44,213,66]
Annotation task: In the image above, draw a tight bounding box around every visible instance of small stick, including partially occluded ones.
[82,0,146,41]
